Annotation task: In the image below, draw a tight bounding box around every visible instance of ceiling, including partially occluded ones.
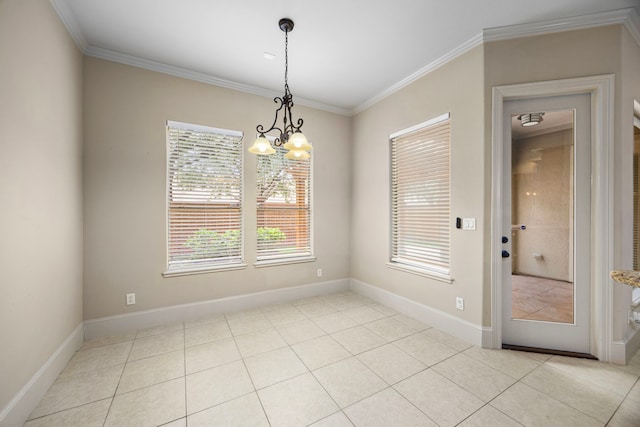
[54,0,639,114]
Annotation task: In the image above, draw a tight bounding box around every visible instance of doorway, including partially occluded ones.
[490,75,614,361]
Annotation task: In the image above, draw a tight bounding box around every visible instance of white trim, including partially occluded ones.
[166,120,243,138]
[483,8,638,43]
[623,8,640,48]
[491,75,615,361]
[254,256,317,268]
[0,323,83,427]
[350,279,489,347]
[611,326,640,365]
[162,263,248,278]
[385,262,453,284]
[48,0,88,51]
[83,46,351,117]
[84,279,350,340]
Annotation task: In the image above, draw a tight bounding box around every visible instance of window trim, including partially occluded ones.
[388,113,453,282]
[163,120,245,276]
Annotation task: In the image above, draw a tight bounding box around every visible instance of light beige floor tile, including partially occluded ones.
[80,332,136,350]
[309,411,354,426]
[327,295,373,311]
[184,320,232,348]
[244,347,308,389]
[491,382,601,427]
[258,373,338,427]
[184,313,225,329]
[292,335,352,370]
[363,317,417,341]
[225,308,265,321]
[367,303,398,316]
[296,301,338,318]
[186,360,254,414]
[185,337,241,374]
[105,377,186,427]
[226,311,271,335]
[276,319,326,345]
[357,343,426,384]
[616,350,640,376]
[117,349,184,394]
[608,396,640,426]
[544,355,638,397]
[187,392,269,427]
[432,353,516,402]
[521,363,624,423]
[30,364,123,419]
[391,314,431,331]
[394,369,484,427]
[263,305,307,326]
[457,405,522,427]
[160,418,186,426]
[62,341,131,376]
[314,312,359,334]
[313,357,387,408]
[341,306,388,324]
[423,328,473,351]
[234,328,287,357]
[128,330,184,361]
[344,387,437,427]
[136,323,183,338]
[292,295,333,306]
[462,347,541,379]
[394,333,457,367]
[24,398,111,427]
[331,326,387,355]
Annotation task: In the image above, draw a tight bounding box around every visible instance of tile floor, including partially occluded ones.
[511,274,574,323]
[24,291,640,426]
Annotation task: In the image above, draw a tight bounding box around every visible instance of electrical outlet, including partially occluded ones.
[456,297,464,311]
[317,268,323,278]
[462,218,476,230]
[126,293,136,306]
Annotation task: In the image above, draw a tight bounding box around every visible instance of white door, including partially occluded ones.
[502,93,591,355]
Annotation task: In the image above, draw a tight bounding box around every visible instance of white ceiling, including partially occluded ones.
[55,0,639,114]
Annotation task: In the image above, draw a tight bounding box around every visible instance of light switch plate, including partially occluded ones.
[462,218,476,230]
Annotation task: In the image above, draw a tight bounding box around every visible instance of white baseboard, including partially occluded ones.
[611,325,640,365]
[350,279,489,347]
[84,279,350,340]
[0,323,83,427]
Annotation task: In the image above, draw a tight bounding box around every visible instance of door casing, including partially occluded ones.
[490,75,614,361]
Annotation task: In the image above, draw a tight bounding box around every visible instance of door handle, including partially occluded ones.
[502,250,510,258]
[502,236,509,244]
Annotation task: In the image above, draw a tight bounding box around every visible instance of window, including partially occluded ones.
[389,113,451,279]
[256,141,312,263]
[165,121,244,275]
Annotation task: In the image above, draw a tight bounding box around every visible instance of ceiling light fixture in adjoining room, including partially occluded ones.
[517,112,545,127]
[249,18,312,160]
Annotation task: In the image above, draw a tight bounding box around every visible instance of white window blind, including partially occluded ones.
[256,142,311,260]
[390,113,451,274]
[166,121,243,271]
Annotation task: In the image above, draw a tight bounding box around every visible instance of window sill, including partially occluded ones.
[386,262,454,284]
[162,263,248,278]
[254,256,317,268]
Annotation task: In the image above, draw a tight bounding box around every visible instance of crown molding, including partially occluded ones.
[352,33,484,115]
[624,8,640,47]
[483,7,639,44]
[49,0,87,51]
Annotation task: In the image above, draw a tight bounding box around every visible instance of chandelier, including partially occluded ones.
[248,18,312,160]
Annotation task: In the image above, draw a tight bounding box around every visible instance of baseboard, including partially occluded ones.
[349,279,489,347]
[84,279,350,340]
[611,325,640,365]
[0,323,83,427]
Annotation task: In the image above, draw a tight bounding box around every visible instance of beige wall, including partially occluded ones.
[512,130,573,281]
[0,0,83,412]
[82,58,351,320]
[351,46,486,326]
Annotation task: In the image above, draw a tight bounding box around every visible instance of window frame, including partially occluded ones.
[387,113,453,283]
[254,135,315,267]
[163,120,247,277]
